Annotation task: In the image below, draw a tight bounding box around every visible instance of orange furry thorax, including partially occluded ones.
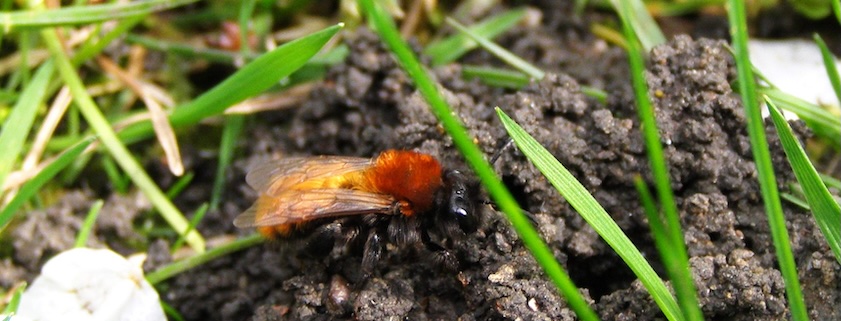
[364,150,443,216]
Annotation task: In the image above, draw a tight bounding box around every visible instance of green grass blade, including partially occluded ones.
[445,17,545,80]
[619,3,702,319]
[461,65,530,89]
[633,175,677,272]
[833,0,841,24]
[0,0,198,31]
[1,283,24,315]
[608,0,666,51]
[759,87,840,146]
[72,15,145,65]
[117,24,343,144]
[360,0,597,319]
[766,96,841,263]
[124,34,260,64]
[160,301,186,321]
[781,192,812,210]
[789,0,834,19]
[211,115,244,211]
[727,1,809,319]
[238,0,257,58]
[165,171,194,199]
[0,137,93,231]
[75,199,104,248]
[424,8,526,66]
[580,86,608,104]
[0,60,53,190]
[146,233,265,285]
[41,26,206,252]
[813,34,841,106]
[206,0,254,212]
[497,108,682,321]
[821,173,841,189]
[101,155,129,194]
[171,203,209,252]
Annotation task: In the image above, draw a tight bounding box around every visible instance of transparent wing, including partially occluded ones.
[233,188,396,228]
[245,156,373,196]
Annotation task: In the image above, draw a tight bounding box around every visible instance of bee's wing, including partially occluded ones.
[245,156,373,196]
[233,188,396,228]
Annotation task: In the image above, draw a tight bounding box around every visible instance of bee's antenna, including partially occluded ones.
[489,138,516,166]
[485,138,538,227]
[480,198,539,227]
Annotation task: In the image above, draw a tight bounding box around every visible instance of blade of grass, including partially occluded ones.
[497,107,682,321]
[0,60,53,191]
[648,0,727,17]
[0,137,93,231]
[146,233,265,285]
[608,0,666,51]
[833,0,841,24]
[59,146,93,184]
[1,283,24,315]
[117,24,343,144]
[813,34,841,106]
[359,0,598,319]
[766,96,841,263]
[165,172,194,199]
[124,34,260,64]
[160,301,186,321]
[210,115,243,211]
[460,64,608,103]
[445,17,544,80]
[424,8,527,66]
[21,86,72,175]
[727,1,809,319]
[238,0,257,58]
[781,192,812,210]
[461,65,530,89]
[74,199,104,248]
[821,173,841,189]
[590,23,628,50]
[619,3,702,319]
[17,31,31,85]
[207,0,255,212]
[101,155,129,194]
[41,26,206,252]
[580,86,608,104]
[633,175,676,271]
[72,15,145,65]
[96,55,184,176]
[1,0,199,31]
[171,203,209,252]
[759,87,840,146]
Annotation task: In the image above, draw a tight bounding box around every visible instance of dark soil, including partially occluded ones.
[3,2,839,321]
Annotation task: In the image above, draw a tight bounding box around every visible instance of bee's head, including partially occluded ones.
[441,169,478,233]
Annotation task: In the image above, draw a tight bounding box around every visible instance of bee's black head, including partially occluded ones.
[441,169,478,233]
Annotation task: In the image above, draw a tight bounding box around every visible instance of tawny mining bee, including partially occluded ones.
[234,150,479,278]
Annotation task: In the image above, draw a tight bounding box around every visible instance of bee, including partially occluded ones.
[234,150,479,278]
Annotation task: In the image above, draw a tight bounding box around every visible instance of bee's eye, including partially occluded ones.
[444,170,477,233]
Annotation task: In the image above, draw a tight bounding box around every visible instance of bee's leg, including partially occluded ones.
[302,222,341,257]
[360,229,383,283]
[387,216,420,248]
[420,229,459,272]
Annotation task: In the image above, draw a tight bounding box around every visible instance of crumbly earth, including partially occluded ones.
[2,2,839,321]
